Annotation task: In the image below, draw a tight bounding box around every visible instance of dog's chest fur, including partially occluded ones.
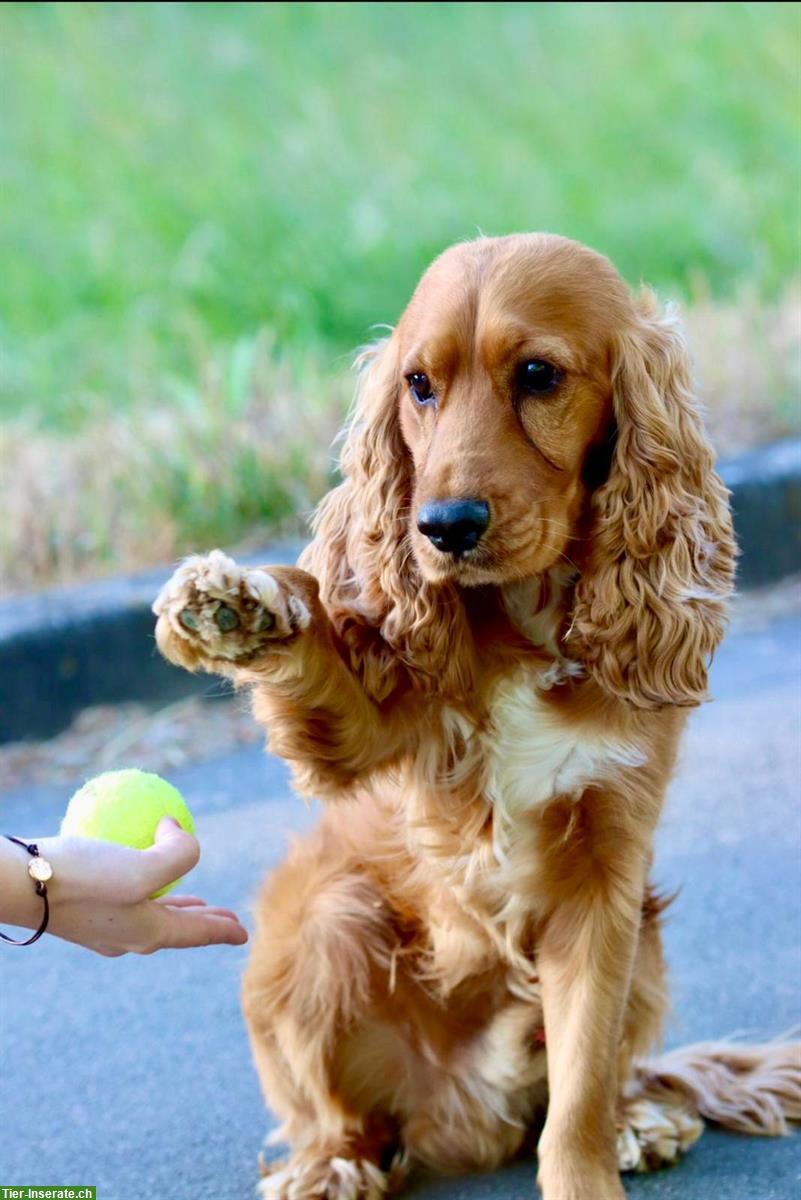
[409,663,647,994]
[480,578,646,830]
[404,582,647,991]
[482,669,646,852]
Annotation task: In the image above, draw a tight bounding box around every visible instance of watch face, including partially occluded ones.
[28,856,53,883]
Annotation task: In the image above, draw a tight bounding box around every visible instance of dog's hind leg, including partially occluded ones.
[615,898,801,1171]
[618,1039,801,1173]
[242,829,408,1199]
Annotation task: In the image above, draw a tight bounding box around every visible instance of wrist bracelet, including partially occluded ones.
[1,836,53,946]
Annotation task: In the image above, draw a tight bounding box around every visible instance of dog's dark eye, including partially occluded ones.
[408,372,436,406]
[519,359,560,395]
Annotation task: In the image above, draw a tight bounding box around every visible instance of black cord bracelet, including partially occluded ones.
[1,836,52,946]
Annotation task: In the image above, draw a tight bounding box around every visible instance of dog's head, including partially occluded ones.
[397,235,624,587]
[313,234,735,707]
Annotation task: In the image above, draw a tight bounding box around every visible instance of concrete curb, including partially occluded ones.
[718,439,801,587]
[0,544,304,745]
[1,440,799,745]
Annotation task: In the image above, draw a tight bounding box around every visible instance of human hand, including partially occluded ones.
[17,817,248,956]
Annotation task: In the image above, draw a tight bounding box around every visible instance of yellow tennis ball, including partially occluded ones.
[61,769,195,898]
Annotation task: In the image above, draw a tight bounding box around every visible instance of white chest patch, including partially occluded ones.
[482,671,646,853]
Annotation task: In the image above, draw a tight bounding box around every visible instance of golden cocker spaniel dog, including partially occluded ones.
[154,234,800,1200]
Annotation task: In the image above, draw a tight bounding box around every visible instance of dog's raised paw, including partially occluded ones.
[153,549,310,669]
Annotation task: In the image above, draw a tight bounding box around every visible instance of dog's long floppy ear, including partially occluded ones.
[303,337,472,700]
[567,292,736,709]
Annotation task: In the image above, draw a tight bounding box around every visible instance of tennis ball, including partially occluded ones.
[61,768,195,898]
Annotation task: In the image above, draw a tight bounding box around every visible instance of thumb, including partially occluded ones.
[139,816,200,896]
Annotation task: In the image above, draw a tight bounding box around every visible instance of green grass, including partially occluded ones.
[0,2,798,592]
[1,1,798,430]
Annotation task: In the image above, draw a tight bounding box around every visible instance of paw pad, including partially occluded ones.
[214,604,240,632]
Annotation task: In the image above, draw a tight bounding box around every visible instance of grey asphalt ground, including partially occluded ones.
[2,610,800,1199]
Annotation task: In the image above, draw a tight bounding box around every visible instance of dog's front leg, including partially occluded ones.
[535,792,654,1200]
[153,550,411,797]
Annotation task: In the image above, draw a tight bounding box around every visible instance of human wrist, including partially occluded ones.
[33,836,86,906]
[0,836,51,931]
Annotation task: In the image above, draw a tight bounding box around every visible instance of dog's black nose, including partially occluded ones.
[416,499,490,555]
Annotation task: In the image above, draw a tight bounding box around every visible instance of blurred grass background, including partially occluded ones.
[1,1,799,591]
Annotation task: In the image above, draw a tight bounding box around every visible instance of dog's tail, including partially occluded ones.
[632,1039,801,1136]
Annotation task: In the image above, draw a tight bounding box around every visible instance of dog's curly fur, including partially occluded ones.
[154,234,800,1200]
